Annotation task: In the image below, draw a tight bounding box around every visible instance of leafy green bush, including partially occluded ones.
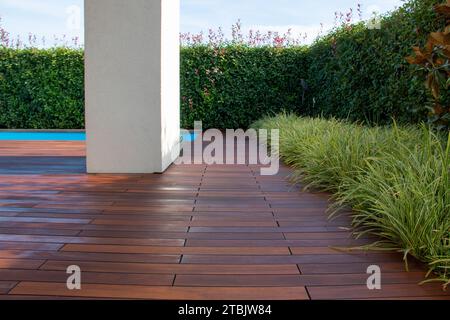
[304,0,447,124]
[253,114,450,286]
[0,0,447,129]
[181,0,449,128]
[406,0,450,130]
[0,46,307,129]
[0,47,84,129]
[181,46,308,129]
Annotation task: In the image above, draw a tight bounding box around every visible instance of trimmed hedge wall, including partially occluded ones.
[0,0,446,129]
[0,48,84,129]
[181,46,308,129]
[0,46,307,129]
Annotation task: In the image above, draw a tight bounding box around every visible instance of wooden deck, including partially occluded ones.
[0,140,449,300]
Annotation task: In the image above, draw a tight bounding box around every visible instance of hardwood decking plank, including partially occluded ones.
[0,258,45,270]
[0,227,81,236]
[61,244,290,255]
[185,239,370,247]
[0,234,185,247]
[41,260,300,275]
[307,284,450,299]
[0,140,447,300]
[174,272,427,287]
[79,230,285,240]
[181,253,407,265]
[0,242,63,251]
[0,269,174,286]
[0,250,182,264]
[298,262,424,274]
[10,282,309,300]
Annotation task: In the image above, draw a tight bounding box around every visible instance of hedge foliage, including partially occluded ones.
[180,46,308,129]
[304,0,447,124]
[0,46,307,129]
[0,47,84,129]
[0,0,447,129]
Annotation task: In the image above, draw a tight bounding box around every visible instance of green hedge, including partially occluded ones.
[304,0,446,124]
[181,46,308,129]
[0,0,447,129]
[0,47,84,129]
[0,46,307,129]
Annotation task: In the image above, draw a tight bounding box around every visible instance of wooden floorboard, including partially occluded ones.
[0,140,448,300]
[40,260,300,275]
[307,283,450,299]
[10,282,309,300]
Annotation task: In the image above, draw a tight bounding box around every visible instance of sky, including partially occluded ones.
[0,0,404,47]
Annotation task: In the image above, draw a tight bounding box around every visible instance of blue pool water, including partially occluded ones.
[0,132,86,141]
[182,132,198,142]
[0,131,198,142]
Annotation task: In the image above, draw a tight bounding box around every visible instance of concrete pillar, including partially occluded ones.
[85,0,180,173]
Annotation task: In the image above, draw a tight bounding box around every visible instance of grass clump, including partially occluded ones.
[253,114,450,287]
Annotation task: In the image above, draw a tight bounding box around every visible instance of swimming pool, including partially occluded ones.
[0,131,198,142]
[0,132,86,141]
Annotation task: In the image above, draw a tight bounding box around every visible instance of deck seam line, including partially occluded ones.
[5,281,20,295]
[304,286,312,300]
[296,264,302,275]
[37,259,49,270]
[172,275,177,286]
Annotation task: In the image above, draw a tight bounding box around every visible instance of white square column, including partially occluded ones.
[85,0,180,173]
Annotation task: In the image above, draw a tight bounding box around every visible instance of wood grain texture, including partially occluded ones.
[41,260,300,275]
[0,140,448,300]
[10,282,309,300]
